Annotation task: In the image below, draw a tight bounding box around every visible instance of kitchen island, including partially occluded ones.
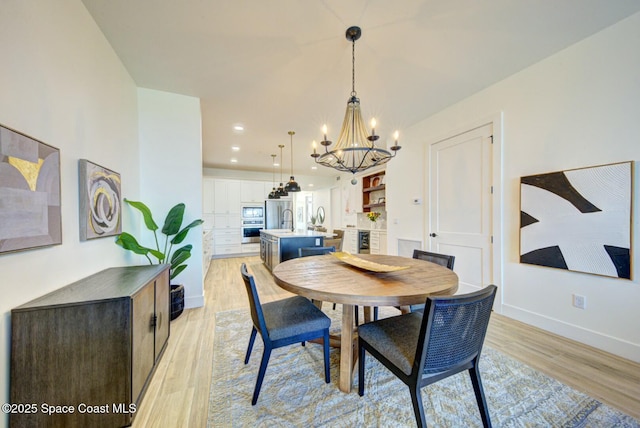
[260,229,332,271]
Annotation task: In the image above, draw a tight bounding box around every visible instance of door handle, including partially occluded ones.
[429,233,437,237]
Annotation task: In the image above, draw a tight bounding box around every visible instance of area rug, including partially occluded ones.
[207,308,638,427]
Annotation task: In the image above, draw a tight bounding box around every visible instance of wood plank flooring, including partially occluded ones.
[132,256,640,426]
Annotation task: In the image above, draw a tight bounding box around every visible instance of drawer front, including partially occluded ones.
[214,244,242,255]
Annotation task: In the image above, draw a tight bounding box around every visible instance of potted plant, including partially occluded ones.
[115,199,204,320]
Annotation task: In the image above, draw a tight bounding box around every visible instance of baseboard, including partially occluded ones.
[185,294,205,309]
[501,304,640,363]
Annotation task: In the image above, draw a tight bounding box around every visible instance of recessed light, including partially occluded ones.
[308,183,314,187]
[311,166,317,170]
[231,146,240,152]
[273,163,280,167]
[233,124,244,132]
[230,158,238,163]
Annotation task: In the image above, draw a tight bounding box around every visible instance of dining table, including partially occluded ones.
[271,252,459,392]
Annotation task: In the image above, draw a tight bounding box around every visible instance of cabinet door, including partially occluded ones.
[132,282,156,403]
[227,181,242,213]
[203,177,215,213]
[154,269,170,361]
[241,181,267,203]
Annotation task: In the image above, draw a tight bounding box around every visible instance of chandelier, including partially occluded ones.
[284,131,301,192]
[311,26,401,182]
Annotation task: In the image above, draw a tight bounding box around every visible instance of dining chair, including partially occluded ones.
[298,246,336,257]
[410,250,456,312]
[358,285,497,428]
[240,263,331,405]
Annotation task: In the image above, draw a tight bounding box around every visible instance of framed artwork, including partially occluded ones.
[520,161,632,279]
[0,124,62,254]
[78,159,122,240]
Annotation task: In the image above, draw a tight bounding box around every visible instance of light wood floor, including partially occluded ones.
[132,256,640,426]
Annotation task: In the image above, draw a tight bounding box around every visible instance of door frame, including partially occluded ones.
[424,112,504,313]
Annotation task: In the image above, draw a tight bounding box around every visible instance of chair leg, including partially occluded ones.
[251,346,272,405]
[355,306,359,326]
[469,365,492,428]
[244,327,257,364]
[409,384,427,428]
[323,329,330,383]
[358,342,366,396]
[373,306,379,321]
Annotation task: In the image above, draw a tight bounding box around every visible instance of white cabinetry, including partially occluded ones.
[241,181,268,203]
[370,231,387,255]
[212,179,242,256]
[202,178,216,230]
[203,229,213,277]
[343,229,358,253]
[214,180,241,214]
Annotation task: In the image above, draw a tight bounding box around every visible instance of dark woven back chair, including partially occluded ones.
[358,285,497,428]
[412,249,455,269]
[240,263,331,405]
[298,246,336,257]
[410,250,456,312]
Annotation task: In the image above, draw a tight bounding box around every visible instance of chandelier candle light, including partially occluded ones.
[311,26,401,184]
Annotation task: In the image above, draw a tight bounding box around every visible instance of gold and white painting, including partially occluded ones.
[0,124,62,254]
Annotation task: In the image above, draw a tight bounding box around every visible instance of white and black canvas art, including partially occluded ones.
[520,161,632,279]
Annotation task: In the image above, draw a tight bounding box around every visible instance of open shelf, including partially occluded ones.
[362,171,386,213]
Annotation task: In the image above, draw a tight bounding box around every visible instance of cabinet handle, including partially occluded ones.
[150,314,157,327]
[429,233,437,237]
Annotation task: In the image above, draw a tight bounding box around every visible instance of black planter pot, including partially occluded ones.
[170,284,185,320]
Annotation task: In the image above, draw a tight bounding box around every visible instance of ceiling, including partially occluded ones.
[82,0,640,179]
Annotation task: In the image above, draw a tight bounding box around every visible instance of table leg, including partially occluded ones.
[339,303,355,392]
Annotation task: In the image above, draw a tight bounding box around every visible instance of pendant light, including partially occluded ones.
[268,154,280,199]
[276,144,288,197]
[284,130,301,192]
[310,26,401,182]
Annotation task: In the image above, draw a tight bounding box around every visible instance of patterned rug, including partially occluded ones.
[208,307,638,427]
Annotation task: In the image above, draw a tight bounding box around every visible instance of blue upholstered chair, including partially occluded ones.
[240,263,331,405]
[358,285,497,428]
[410,249,456,312]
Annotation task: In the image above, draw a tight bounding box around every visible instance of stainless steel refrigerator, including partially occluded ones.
[265,200,294,230]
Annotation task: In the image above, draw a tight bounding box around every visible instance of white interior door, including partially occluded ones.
[429,124,493,293]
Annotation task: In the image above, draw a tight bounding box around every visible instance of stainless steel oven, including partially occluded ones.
[242,219,264,243]
[241,205,264,220]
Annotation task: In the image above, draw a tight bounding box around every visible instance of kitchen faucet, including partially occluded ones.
[282,208,294,232]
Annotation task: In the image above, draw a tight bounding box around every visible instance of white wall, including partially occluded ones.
[0,0,141,425]
[387,12,640,361]
[138,88,204,308]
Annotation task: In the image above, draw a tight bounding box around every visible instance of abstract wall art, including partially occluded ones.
[0,124,62,254]
[520,161,632,279]
[78,159,122,240]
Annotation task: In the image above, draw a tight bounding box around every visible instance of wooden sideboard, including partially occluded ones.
[10,265,170,428]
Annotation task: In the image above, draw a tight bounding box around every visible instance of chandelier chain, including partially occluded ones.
[351,37,356,97]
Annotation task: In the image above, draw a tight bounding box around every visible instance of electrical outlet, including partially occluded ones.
[573,294,586,309]
[315,238,321,246]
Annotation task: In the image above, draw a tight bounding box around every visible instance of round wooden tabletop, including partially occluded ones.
[272,253,458,307]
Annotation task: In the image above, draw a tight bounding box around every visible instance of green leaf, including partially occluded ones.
[115,232,151,256]
[124,199,158,231]
[171,219,204,245]
[162,203,185,236]
[171,245,192,267]
[150,249,165,262]
[170,264,187,281]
